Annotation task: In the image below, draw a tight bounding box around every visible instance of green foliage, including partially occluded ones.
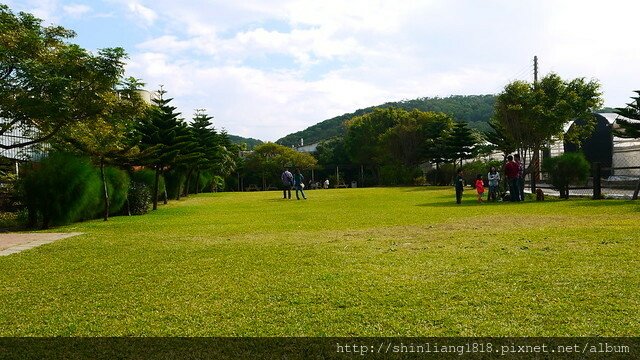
[0,5,129,150]
[211,175,225,192]
[244,143,317,189]
[425,163,455,186]
[130,169,165,198]
[494,74,602,151]
[542,152,590,199]
[482,120,515,160]
[614,90,640,138]
[447,122,478,167]
[103,167,130,215]
[127,182,151,215]
[461,160,502,187]
[379,164,422,186]
[135,87,194,209]
[343,108,457,185]
[276,95,495,146]
[226,135,263,150]
[164,170,186,200]
[315,137,349,167]
[20,153,101,228]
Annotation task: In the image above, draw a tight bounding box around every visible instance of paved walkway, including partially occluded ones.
[0,232,83,256]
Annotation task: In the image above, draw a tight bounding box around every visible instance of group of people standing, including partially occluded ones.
[281,168,307,200]
[455,153,526,204]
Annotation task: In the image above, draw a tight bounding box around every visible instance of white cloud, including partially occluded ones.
[127,1,157,26]
[12,0,640,140]
[62,3,91,17]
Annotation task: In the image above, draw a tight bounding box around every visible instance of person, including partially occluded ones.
[294,169,307,200]
[487,166,500,202]
[455,168,464,204]
[504,155,519,202]
[475,174,485,202]
[514,153,525,201]
[323,179,329,189]
[281,168,293,199]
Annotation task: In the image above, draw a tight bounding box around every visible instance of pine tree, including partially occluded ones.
[186,109,218,195]
[446,121,477,168]
[614,91,640,138]
[136,87,194,210]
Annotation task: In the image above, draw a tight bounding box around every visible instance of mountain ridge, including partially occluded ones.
[276,94,497,147]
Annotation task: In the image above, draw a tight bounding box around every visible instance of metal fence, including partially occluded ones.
[530,150,640,200]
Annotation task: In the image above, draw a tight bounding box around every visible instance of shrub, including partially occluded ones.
[197,172,213,193]
[379,164,422,186]
[20,153,102,228]
[127,182,151,215]
[130,169,165,202]
[462,160,502,187]
[425,163,455,186]
[542,152,590,199]
[164,170,186,199]
[103,167,130,215]
[211,175,225,192]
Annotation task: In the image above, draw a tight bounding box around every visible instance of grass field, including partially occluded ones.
[0,187,638,336]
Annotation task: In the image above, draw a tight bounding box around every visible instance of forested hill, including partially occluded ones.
[227,134,263,149]
[276,94,496,147]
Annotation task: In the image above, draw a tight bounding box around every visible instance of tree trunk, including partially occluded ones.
[153,167,160,210]
[530,147,539,194]
[163,183,168,204]
[100,159,110,221]
[195,171,201,194]
[184,168,194,197]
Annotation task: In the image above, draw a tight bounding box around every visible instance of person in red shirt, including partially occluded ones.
[504,155,519,202]
[475,174,485,202]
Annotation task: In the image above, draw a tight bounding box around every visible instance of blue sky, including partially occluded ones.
[6,0,640,142]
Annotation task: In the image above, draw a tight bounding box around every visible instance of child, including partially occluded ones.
[475,174,485,202]
[455,169,464,204]
[487,166,500,201]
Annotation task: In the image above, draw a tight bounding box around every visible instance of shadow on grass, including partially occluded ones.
[416,200,520,208]
[567,199,640,208]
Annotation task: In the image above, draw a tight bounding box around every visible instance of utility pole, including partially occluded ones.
[533,55,538,86]
[531,55,539,194]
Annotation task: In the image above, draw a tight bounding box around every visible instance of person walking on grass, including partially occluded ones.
[504,155,519,202]
[294,169,307,200]
[514,153,525,201]
[455,168,464,204]
[475,174,485,203]
[281,168,293,199]
[487,166,500,201]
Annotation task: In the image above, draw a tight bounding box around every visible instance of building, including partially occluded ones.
[564,113,640,177]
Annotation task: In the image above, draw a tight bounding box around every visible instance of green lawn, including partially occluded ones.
[1,187,638,336]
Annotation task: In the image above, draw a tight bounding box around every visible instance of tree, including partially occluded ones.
[344,108,399,166]
[483,119,516,163]
[55,77,148,220]
[614,91,640,138]
[245,143,316,190]
[136,87,194,210]
[421,112,455,168]
[494,74,602,191]
[542,152,590,199]
[0,5,128,149]
[315,137,349,168]
[186,109,229,195]
[446,122,478,168]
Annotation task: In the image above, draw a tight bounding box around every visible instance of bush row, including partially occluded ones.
[19,153,225,228]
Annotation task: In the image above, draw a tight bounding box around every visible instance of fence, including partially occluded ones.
[530,150,640,200]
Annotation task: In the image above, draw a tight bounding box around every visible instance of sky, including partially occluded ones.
[6,0,640,142]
